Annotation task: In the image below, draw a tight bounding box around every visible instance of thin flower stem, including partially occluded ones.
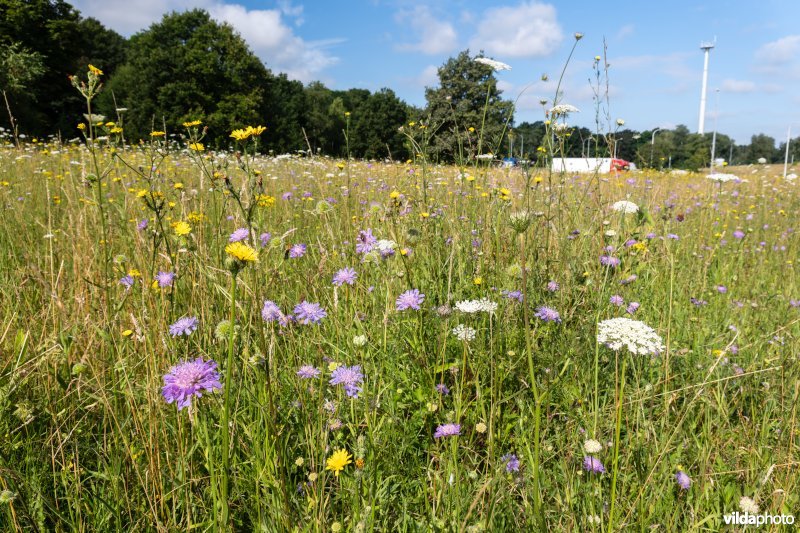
[219,273,237,528]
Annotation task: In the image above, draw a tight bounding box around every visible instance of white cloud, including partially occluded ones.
[755,35,800,64]
[616,24,634,40]
[70,0,339,83]
[395,6,458,55]
[418,65,440,88]
[720,78,756,93]
[470,1,563,58]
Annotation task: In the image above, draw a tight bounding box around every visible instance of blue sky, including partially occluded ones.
[71,0,800,144]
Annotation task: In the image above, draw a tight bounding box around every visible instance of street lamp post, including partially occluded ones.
[650,128,661,168]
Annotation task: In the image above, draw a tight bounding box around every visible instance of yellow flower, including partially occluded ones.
[389,190,401,200]
[256,194,275,207]
[230,125,266,141]
[173,182,183,189]
[225,242,258,263]
[173,221,192,236]
[325,449,352,476]
[328,361,339,372]
[88,64,103,76]
[110,127,123,134]
[122,329,133,337]
[183,120,202,127]
[77,123,86,130]
[150,131,166,137]
[189,142,204,151]
[127,269,141,278]
[473,276,483,285]
[468,126,475,132]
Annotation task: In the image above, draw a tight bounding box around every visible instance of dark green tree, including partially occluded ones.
[423,50,514,162]
[745,134,778,163]
[102,9,271,143]
[350,88,409,160]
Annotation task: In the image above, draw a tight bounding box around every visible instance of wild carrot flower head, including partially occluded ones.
[597,317,664,355]
[161,357,222,410]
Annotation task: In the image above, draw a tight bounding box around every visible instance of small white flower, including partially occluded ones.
[376,239,397,253]
[706,173,738,183]
[549,104,580,116]
[611,200,639,214]
[597,317,665,355]
[616,118,625,126]
[455,298,497,314]
[452,324,477,342]
[583,439,603,454]
[474,57,512,71]
[738,496,759,514]
[353,334,367,347]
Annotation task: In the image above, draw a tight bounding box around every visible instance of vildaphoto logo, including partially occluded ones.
[723,512,795,526]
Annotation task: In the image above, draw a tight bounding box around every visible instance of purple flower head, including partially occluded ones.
[733,230,745,240]
[155,271,175,288]
[281,192,293,200]
[690,297,708,307]
[790,299,800,308]
[546,280,560,292]
[620,274,638,285]
[161,357,222,410]
[609,295,624,306]
[120,275,134,289]
[624,239,637,247]
[169,316,199,337]
[356,229,377,254]
[297,365,321,379]
[293,301,327,325]
[329,364,364,398]
[600,255,621,268]
[501,453,521,473]
[502,290,523,302]
[229,227,249,242]
[436,383,450,395]
[675,470,691,490]
[645,232,657,240]
[261,300,285,323]
[626,302,640,315]
[259,232,272,247]
[716,285,728,294]
[137,219,148,231]
[289,243,307,258]
[583,456,605,474]
[434,423,461,439]
[534,306,561,323]
[667,233,679,240]
[332,267,357,286]
[396,289,425,311]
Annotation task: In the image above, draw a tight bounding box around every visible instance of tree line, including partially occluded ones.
[1,0,797,168]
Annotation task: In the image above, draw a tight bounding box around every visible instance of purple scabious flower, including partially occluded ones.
[667,233,679,240]
[396,289,425,311]
[161,357,222,410]
[790,299,800,308]
[534,306,561,323]
[434,423,461,439]
[261,300,285,323]
[583,456,605,474]
[229,227,249,242]
[297,365,321,379]
[155,271,175,288]
[259,232,272,247]
[120,275,134,289]
[293,301,327,325]
[289,243,307,258]
[436,383,450,395]
[716,285,728,294]
[502,290,523,302]
[501,453,521,473]
[332,267,357,286]
[645,232,657,240]
[169,316,198,337]
[600,255,621,268]
[356,229,377,254]
[626,302,640,315]
[329,364,364,398]
[620,274,638,285]
[675,470,691,490]
[137,219,148,231]
[733,230,745,239]
[546,281,560,292]
[281,192,293,200]
[690,297,708,307]
[609,295,624,306]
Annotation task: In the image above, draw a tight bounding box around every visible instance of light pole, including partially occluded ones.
[650,128,661,168]
[698,40,715,134]
[784,126,792,179]
[710,88,719,172]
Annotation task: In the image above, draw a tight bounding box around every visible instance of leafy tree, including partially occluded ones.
[350,88,409,160]
[0,43,44,147]
[745,134,778,163]
[423,50,514,163]
[102,9,271,143]
[262,74,307,154]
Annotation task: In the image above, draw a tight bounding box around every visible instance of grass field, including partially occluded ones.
[0,135,798,531]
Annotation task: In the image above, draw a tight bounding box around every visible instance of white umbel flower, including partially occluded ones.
[706,173,738,183]
[475,57,512,71]
[376,239,397,253]
[452,324,477,342]
[597,317,665,355]
[583,439,603,454]
[455,298,497,314]
[611,200,639,214]
[738,496,759,514]
[549,104,580,116]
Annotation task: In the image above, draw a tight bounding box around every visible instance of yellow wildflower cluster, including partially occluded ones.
[173,221,192,236]
[256,194,276,208]
[225,242,258,263]
[230,125,266,141]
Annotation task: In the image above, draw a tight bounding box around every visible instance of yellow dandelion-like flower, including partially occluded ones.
[88,64,103,76]
[230,125,266,141]
[225,242,258,263]
[173,221,191,236]
[183,120,202,128]
[150,131,166,137]
[473,276,483,286]
[389,190,401,200]
[325,449,352,477]
[189,142,204,151]
[110,127,123,134]
[256,194,275,207]
[173,182,184,190]
[77,123,86,130]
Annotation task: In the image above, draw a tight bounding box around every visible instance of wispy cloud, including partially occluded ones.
[470,1,563,58]
[394,5,458,55]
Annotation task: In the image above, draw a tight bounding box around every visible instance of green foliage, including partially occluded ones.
[423,50,515,162]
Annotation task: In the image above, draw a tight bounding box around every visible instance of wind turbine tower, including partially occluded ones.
[697,40,715,134]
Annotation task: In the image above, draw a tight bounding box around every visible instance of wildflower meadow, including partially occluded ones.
[1,62,799,531]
